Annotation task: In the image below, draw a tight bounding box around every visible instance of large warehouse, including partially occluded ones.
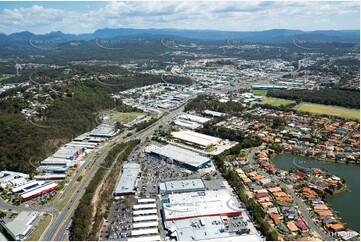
[114,163,140,196]
[3,211,39,240]
[162,189,241,221]
[145,144,211,170]
[171,130,222,149]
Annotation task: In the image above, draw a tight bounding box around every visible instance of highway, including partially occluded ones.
[42,101,188,241]
[247,146,333,240]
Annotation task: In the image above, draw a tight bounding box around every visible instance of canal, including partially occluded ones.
[273,153,360,232]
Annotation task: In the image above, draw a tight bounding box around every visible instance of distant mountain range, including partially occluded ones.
[1,28,360,43]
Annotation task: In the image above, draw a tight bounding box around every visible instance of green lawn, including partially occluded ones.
[0,74,14,81]
[293,102,360,120]
[26,213,52,241]
[251,89,268,96]
[261,97,296,106]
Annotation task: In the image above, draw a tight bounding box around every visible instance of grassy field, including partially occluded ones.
[251,89,268,96]
[26,213,52,241]
[293,102,360,120]
[261,97,296,106]
[0,74,14,81]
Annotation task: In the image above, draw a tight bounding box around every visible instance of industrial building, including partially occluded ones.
[171,130,222,149]
[159,179,206,195]
[2,211,39,240]
[252,84,287,90]
[145,144,211,170]
[173,119,202,130]
[162,189,241,221]
[34,174,66,180]
[40,158,70,166]
[37,165,69,174]
[89,124,119,138]
[177,114,210,124]
[114,163,140,196]
[52,146,86,160]
[0,171,29,188]
[20,182,58,201]
[203,110,226,117]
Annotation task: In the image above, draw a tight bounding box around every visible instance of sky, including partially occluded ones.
[0,1,359,34]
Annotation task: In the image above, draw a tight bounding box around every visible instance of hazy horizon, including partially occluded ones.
[0,1,359,35]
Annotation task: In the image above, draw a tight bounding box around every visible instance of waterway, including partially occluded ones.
[273,153,360,232]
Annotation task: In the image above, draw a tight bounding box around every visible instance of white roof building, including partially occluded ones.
[3,211,39,240]
[159,179,206,195]
[132,221,158,229]
[130,228,158,237]
[177,114,211,124]
[162,190,241,221]
[133,215,158,222]
[114,163,140,196]
[133,203,157,210]
[145,144,210,170]
[133,209,157,216]
[171,130,222,148]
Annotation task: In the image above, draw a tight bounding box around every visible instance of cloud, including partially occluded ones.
[0,1,359,34]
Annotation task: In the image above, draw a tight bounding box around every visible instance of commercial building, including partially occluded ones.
[114,163,140,196]
[11,181,43,194]
[145,145,211,170]
[0,171,29,188]
[171,130,222,148]
[34,174,66,180]
[2,211,39,240]
[89,124,119,138]
[176,114,211,124]
[162,189,241,221]
[159,179,206,195]
[40,158,70,166]
[20,182,58,201]
[164,215,260,241]
[37,165,69,174]
[173,119,202,130]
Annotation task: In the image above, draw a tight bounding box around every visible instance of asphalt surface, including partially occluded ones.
[42,101,188,241]
[247,146,334,241]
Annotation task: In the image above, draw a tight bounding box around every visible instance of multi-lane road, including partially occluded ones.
[0,98,188,241]
[41,101,188,241]
[247,146,333,241]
